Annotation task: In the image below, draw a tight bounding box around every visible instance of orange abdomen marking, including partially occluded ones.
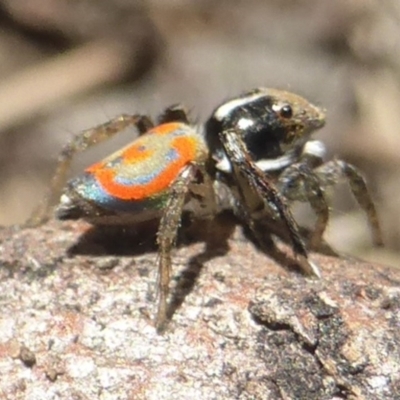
[85,123,207,201]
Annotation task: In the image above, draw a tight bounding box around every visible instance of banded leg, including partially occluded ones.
[277,163,329,249]
[156,164,198,332]
[219,129,320,278]
[314,160,383,246]
[27,114,154,226]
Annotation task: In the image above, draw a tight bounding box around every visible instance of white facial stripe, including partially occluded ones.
[216,151,296,174]
[214,92,265,120]
[255,152,297,172]
[302,140,326,159]
[255,141,326,172]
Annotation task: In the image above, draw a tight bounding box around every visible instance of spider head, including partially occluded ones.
[205,88,326,173]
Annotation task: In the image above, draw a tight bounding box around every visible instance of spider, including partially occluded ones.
[28,88,383,331]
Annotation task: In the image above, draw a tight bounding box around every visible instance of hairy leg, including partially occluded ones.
[156,163,199,332]
[219,128,321,278]
[277,162,329,249]
[27,114,154,226]
[314,159,383,246]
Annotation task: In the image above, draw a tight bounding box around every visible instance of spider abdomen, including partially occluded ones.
[56,122,208,224]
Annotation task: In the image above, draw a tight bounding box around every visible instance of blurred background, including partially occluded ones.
[0,0,399,267]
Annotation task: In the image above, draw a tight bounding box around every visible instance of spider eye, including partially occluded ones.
[279,104,293,119]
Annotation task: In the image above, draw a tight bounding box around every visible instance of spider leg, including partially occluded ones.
[158,104,191,125]
[156,163,200,332]
[314,159,384,246]
[219,129,321,278]
[277,163,329,250]
[27,114,154,226]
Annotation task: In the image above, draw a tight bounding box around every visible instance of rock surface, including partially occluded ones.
[0,219,399,400]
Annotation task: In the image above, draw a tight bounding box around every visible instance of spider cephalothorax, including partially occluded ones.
[206,88,382,256]
[28,88,383,331]
[206,88,325,171]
